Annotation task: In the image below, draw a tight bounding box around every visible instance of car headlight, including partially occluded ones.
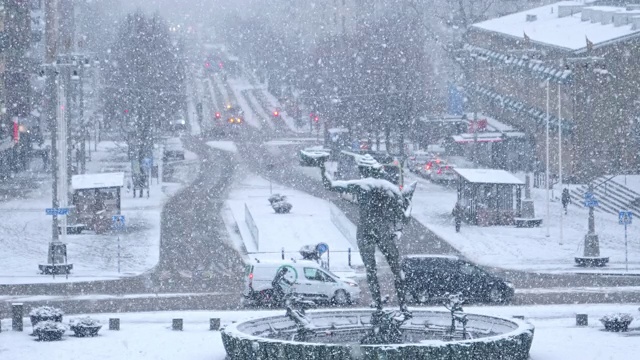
[346,282,358,288]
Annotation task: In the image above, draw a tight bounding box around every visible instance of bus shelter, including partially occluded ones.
[71,172,125,233]
[454,168,524,226]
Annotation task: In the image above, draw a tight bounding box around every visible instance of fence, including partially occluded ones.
[245,203,259,251]
[248,248,356,271]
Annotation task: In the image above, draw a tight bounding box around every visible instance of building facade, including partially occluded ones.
[462,1,640,182]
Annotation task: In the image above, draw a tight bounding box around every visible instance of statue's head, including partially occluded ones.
[358,154,384,179]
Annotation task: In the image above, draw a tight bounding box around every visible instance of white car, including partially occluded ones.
[242,259,360,306]
[163,138,185,161]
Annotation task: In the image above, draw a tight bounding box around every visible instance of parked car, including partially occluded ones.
[407,151,432,173]
[417,158,443,178]
[401,255,514,304]
[163,138,185,161]
[430,163,457,183]
[242,259,360,307]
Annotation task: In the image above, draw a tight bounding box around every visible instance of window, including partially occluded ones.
[319,270,336,282]
[304,267,321,281]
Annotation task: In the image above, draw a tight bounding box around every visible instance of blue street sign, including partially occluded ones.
[316,242,329,256]
[619,211,633,225]
[584,192,598,207]
[584,200,599,207]
[45,208,69,216]
[142,157,153,169]
[112,215,126,229]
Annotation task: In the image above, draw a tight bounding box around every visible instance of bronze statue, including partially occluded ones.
[320,154,416,341]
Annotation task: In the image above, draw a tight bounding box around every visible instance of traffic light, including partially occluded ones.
[273,110,280,117]
[314,116,319,123]
[215,112,221,119]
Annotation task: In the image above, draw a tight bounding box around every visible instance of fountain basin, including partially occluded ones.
[222,309,534,359]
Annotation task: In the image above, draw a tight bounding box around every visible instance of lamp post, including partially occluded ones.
[545,78,550,238]
[558,81,563,245]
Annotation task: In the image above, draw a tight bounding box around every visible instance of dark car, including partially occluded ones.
[401,255,514,304]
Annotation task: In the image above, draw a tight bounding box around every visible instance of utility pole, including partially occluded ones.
[45,0,59,242]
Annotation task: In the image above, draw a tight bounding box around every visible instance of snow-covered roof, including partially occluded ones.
[72,172,125,190]
[453,132,525,143]
[473,1,640,51]
[454,168,524,185]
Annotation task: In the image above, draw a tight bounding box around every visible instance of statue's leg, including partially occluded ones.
[358,228,382,310]
[378,233,407,312]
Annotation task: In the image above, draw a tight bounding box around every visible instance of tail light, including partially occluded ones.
[249,272,253,287]
[437,168,442,175]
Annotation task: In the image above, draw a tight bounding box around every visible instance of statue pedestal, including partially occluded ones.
[514,199,542,227]
[521,199,535,218]
[575,233,609,267]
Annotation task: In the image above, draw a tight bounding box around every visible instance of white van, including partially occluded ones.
[242,259,360,306]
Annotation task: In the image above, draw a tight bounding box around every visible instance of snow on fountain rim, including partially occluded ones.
[222,308,535,348]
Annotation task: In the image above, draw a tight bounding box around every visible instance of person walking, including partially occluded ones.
[562,188,571,215]
[452,202,463,233]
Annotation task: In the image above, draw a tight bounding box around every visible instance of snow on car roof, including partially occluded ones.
[72,172,125,190]
[472,1,640,51]
[248,259,319,266]
[405,254,460,261]
[454,168,525,185]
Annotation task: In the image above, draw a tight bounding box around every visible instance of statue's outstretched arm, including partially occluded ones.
[320,162,358,194]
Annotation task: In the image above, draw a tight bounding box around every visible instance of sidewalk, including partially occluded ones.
[0,139,198,285]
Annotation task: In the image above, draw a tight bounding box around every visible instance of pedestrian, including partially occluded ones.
[452,202,463,233]
[562,188,571,215]
[271,267,295,306]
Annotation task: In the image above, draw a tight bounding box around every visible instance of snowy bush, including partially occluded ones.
[34,321,67,341]
[70,317,102,337]
[70,316,101,327]
[35,321,67,332]
[268,193,286,205]
[600,313,633,332]
[29,306,64,318]
[30,306,63,326]
[272,200,292,214]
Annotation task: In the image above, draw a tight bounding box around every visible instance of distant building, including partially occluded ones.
[461,1,640,182]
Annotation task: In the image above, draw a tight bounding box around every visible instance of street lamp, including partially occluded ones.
[558,81,563,245]
[540,78,551,238]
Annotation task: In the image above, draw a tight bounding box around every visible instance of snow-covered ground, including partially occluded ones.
[404,171,640,274]
[222,174,363,278]
[2,303,640,359]
[0,139,197,285]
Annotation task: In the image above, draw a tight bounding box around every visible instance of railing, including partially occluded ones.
[247,248,356,271]
[244,203,259,251]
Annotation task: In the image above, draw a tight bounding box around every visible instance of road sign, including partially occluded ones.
[45,208,69,216]
[619,211,633,225]
[584,192,598,207]
[316,242,329,256]
[112,215,126,230]
[142,157,153,169]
